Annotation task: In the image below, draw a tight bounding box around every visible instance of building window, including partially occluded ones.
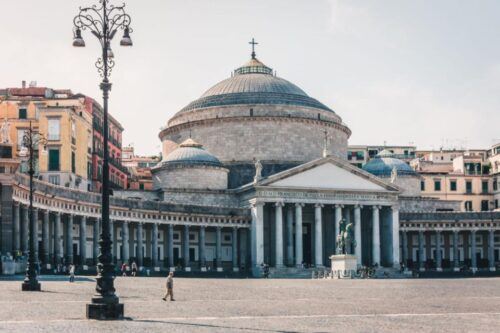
[481,200,489,211]
[466,181,472,194]
[434,180,441,191]
[450,180,457,191]
[19,108,27,119]
[71,151,76,173]
[47,118,60,141]
[494,179,498,191]
[139,183,144,190]
[482,181,489,194]
[224,235,231,242]
[464,201,473,211]
[495,200,499,209]
[48,175,60,185]
[48,149,60,171]
[420,181,425,191]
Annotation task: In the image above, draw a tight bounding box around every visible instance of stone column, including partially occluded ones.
[32,208,39,262]
[232,227,238,271]
[418,230,425,271]
[354,205,362,266]
[122,221,129,264]
[251,202,264,276]
[13,203,20,253]
[79,216,87,267]
[391,206,400,268]
[22,207,28,254]
[167,224,174,269]
[137,222,144,267]
[286,205,294,266]
[314,203,324,267]
[471,229,477,273]
[435,230,442,271]
[453,229,459,272]
[488,229,495,271]
[334,204,343,254]
[93,218,100,265]
[295,203,304,267]
[183,224,190,271]
[401,230,408,268]
[216,226,222,271]
[199,226,206,270]
[371,206,380,266]
[66,214,74,265]
[274,202,284,268]
[42,210,50,266]
[54,212,62,264]
[152,223,159,268]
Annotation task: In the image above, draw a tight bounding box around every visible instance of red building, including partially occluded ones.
[82,96,128,192]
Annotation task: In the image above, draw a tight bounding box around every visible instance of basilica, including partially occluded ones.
[1,49,499,277]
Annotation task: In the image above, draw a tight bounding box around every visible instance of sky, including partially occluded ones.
[0,0,499,155]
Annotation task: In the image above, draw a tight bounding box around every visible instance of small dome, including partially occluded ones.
[161,139,222,167]
[363,152,416,177]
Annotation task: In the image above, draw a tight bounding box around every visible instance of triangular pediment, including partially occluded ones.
[259,156,399,192]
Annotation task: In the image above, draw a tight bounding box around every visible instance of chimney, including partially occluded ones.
[22,80,26,89]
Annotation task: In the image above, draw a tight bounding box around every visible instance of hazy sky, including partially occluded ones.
[1,0,499,155]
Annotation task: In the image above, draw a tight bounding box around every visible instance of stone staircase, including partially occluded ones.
[268,267,316,279]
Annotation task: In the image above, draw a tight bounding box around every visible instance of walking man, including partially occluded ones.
[69,264,75,283]
[162,272,175,301]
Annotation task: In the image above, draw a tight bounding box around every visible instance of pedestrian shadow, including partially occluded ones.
[130,319,303,333]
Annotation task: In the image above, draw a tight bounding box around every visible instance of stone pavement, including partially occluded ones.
[0,276,499,332]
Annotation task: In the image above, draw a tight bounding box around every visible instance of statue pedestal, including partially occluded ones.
[330,254,358,279]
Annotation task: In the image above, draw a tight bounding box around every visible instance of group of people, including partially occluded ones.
[120,261,138,277]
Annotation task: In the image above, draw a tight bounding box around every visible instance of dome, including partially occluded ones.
[363,150,416,177]
[161,139,222,167]
[177,57,333,114]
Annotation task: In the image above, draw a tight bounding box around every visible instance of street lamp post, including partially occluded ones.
[72,0,133,320]
[20,121,46,292]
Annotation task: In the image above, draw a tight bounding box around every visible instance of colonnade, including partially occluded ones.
[11,203,246,272]
[251,201,400,272]
[401,228,499,272]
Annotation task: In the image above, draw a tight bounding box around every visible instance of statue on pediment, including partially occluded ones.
[336,218,355,255]
[253,159,263,184]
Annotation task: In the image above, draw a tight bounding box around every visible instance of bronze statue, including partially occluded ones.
[336,218,356,255]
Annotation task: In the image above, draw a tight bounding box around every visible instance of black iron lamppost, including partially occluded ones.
[20,121,47,291]
[72,0,133,320]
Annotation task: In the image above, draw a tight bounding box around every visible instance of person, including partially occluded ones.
[69,264,75,283]
[121,263,128,277]
[131,261,137,277]
[162,272,175,301]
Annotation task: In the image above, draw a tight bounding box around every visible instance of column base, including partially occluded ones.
[21,281,41,291]
[453,267,460,272]
[471,267,478,273]
[185,267,191,272]
[86,302,124,320]
[489,267,496,272]
[436,267,442,272]
[169,267,175,272]
[232,267,239,272]
[217,267,223,272]
[201,267,207,272]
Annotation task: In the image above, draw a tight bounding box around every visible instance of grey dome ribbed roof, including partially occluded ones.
[161,139,222,167]
[362,150,417,177]
[177,57,333,114]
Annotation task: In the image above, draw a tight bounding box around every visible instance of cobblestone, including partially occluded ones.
[0,276,499,332]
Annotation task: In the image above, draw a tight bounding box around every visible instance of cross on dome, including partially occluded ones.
[249,38,258,59]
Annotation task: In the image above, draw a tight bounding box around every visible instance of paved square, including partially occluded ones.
[0,276,499,332]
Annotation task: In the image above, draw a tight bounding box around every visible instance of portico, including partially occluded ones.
[241,156,401,276]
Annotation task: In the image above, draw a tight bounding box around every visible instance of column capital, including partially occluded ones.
[295,203,305,208]
[251,201,265,208]
[44,209,50,215]
[435,228,442,233]
[354,204,363,209]
[371,205,381,210]
[334,204,344,209]
[390,205,400,211]
[471,228,478,234]
[314,203,324,208]
[275,201,285,207]
[452,228,459,234]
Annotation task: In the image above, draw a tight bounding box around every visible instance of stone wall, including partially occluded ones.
[399,197,461,213]
[225,161,300,189]
[153,165,228,190]
[378,175,421,197]
[112,190,160,201]
[161,189,239,208]
[161,116,349,163]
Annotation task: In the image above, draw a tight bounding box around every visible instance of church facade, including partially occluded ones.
[0,50,499,277]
